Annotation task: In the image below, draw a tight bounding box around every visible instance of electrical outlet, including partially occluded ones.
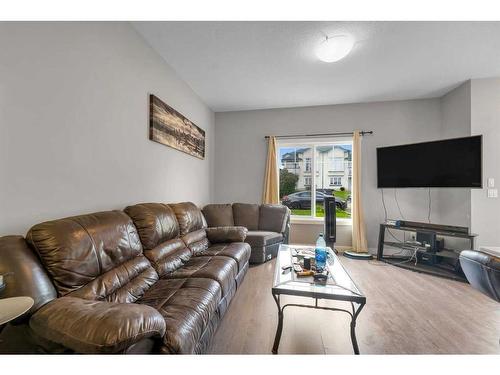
[487,189,498,198]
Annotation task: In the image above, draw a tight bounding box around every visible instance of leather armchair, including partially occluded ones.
[460,250,500,302]
[29,297,166,353]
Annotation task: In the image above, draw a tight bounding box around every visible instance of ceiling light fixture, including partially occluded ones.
[315,34,355,63]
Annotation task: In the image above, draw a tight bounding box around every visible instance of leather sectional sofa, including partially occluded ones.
[0,202,250,354]
[202,203,290,264]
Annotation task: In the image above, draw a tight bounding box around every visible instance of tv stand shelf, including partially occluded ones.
[377,221,476,282]
[381,257,467,282]
[383,242,460,259]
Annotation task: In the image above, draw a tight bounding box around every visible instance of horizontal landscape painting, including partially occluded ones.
[149,94,205,159]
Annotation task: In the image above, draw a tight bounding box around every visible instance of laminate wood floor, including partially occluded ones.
[209,256,500,354]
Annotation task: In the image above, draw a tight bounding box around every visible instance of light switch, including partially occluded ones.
[488,178,495,188]
[487,188,498,198]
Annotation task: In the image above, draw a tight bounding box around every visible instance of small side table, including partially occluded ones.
[0,297,34,325]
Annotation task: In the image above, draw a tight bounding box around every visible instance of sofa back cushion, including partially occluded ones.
[258,204,290,233]
[124,203,179,250]
[182,229,210,255]
[27,211,157,301]
[233,203,260,230]
[69,255,158,303]
[170,202,205,236]
[124,202,195,275]
[202,204,234,227]
[138,238,191,278]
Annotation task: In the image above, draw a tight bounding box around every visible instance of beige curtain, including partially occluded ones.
[262,136,279,204]
[351,130,368,252]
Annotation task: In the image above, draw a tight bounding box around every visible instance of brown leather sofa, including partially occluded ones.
[202,203,290,264]
[0,202,250,354]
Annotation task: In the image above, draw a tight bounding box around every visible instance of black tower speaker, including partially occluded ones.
[324,196,336,251]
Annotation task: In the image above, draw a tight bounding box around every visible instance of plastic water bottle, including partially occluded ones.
[315,233,327,271]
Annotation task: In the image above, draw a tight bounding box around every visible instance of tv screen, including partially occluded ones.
[377,136,482,188]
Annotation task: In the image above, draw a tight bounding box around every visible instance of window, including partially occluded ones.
[305,158,311,172]
[330,176,342,186]
[278,141,352,220]
[329,158,345,171]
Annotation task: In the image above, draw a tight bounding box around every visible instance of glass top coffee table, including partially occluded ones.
[272,244,366,354]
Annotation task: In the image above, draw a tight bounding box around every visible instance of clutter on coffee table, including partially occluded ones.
[289,246,332,285]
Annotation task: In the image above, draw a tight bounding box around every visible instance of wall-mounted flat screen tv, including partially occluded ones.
[377,135,482,188]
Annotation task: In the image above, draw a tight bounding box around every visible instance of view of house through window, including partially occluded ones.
[278,142,352,220]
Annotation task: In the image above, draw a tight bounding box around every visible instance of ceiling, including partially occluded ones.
[133,21,500,112]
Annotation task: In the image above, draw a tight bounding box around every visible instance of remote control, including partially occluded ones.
[293,264,303,272]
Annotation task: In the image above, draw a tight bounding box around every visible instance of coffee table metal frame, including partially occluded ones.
[271,245,366,355]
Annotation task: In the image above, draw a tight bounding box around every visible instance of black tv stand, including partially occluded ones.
[377,221,477,282]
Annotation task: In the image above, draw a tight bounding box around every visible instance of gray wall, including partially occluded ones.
[0,22,215,235]
[437,81,472,228]
[290,222,353,248]
[214,99,443,249]
[470,78,500,248]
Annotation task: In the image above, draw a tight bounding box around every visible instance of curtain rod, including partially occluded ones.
[264,130,373,139]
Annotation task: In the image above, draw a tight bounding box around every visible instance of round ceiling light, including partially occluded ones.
[315,34,355,63]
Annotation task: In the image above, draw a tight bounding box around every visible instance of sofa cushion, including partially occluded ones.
[196,242,251,272]
[142,238,192,277]
[164,256,237,297]
[233,203,260,230]
[138,278,221,354]
[26,211,155,299]
[258,204,289,233]
[170,202,205,236]
[246,231,283,248]
[124,203,179,250]
[202,204,234,227]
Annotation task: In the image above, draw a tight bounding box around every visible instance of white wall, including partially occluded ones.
[470,78,500,247]
[0,22,214,235]
[214,99,443,249]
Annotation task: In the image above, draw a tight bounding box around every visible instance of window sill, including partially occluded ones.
[290,217,352,226]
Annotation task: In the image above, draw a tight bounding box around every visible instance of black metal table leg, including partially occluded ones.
[350,320,360,354]
[272,294,283,354]
[350,301,365,355]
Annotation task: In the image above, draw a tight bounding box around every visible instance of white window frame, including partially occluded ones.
[277,137,353,224]
[305,157,311,172]
[332,176,342,186]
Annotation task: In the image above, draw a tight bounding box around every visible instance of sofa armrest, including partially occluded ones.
[206,226,248,243]
[29,296,166,353]
[460,250,500,269]
[282,213,291,244]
